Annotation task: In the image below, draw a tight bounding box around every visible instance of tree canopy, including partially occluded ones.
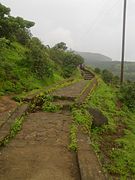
[0,3,35,43]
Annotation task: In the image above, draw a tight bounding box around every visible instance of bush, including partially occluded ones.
[102,69,113,84]
[95,67,101,74]
[119,82,135,110]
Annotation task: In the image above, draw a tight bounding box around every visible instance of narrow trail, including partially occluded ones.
[0,69,105,180]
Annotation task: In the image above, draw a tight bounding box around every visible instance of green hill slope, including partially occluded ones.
[88,79,135,179]
[77,51,112,63]
[0,3,84,95]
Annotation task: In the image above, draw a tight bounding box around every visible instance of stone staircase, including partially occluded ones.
[81,69,95,80]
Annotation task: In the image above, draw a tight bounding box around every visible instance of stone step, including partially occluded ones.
[53,95,76,101]
[0,104,29,145]
[52,100,74,110]
[84,76,93,79]
[77,132,106,180]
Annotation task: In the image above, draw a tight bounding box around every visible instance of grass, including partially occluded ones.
[87,79,135,179]
[0,117,24,146]
[42,101,61,112]
[0,41,64,96]
[69,72,95,151]
[10,117,24,138]
[72,107,92,130]
[69,124,78,151]
[69,106,92,151]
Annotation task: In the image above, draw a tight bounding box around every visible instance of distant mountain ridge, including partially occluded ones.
[77,51,112,63]
[76,51,135,82]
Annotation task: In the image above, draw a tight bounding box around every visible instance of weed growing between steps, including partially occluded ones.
[75,79,93,103]
[41,94,62,112]
[42,102,61,113]
[69,106,92,151]
[27,79,82,112]
[10,117,24,138]
[69,77,96,151]
[87,79,135,179]
[72,107,92,131]
[29,93,62,113]
[0,117,24,146]
[69,124,78,151]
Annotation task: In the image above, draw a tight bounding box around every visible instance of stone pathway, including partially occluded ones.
[0,111,80,180]
[0,71,106,180]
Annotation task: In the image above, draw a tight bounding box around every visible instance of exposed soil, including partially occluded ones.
[0,96,17,128]
[98,123,127,178]
[0,96,16,113]
[101,124,126,155]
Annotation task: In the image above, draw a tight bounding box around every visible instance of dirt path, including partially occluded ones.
[0,78,105,180]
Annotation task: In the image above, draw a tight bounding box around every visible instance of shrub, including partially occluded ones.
[95,67,101,74]
[119,82,135,110]
[102,69,113,84]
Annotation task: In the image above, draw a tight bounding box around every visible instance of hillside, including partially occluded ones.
[87,60,135,82]
[89,79,135,179]
[0,3,84,96]
[77,51,112,63]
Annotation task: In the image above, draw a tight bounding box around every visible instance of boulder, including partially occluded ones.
[88,108,108,127]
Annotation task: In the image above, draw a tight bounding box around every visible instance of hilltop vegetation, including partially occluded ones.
[92,61,135,82]
[0,3,84,96]
[77,51,112,62]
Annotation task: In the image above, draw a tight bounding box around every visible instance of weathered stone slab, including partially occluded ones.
[77,132,106,180]
[0,104,29,143]
[88,108,108,127]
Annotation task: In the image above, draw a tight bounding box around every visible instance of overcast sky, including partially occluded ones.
[1,0,135,61]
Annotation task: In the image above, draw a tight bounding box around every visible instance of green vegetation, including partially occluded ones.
[42,102,61,112]
[91,60,135,82]
[69,107,92,151]
[87,79,135,179]
[0,117,24,146]
[72,107,92,130]
[69,124,78,151]
[10,117,24,138]
[0,3,84,96]
[42,95,61,113]
[28,78,82,112]
[78,51,135,82]
[94,68,119,85]
[69,78,94,151]
[119,82,135,110]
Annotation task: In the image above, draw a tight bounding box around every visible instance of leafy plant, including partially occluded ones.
[42,101,61,112]
[0,117,24,146]
[72,107,92,130]
[119,82,135,110]
[69,124,77,151]
[10,117,24,138]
